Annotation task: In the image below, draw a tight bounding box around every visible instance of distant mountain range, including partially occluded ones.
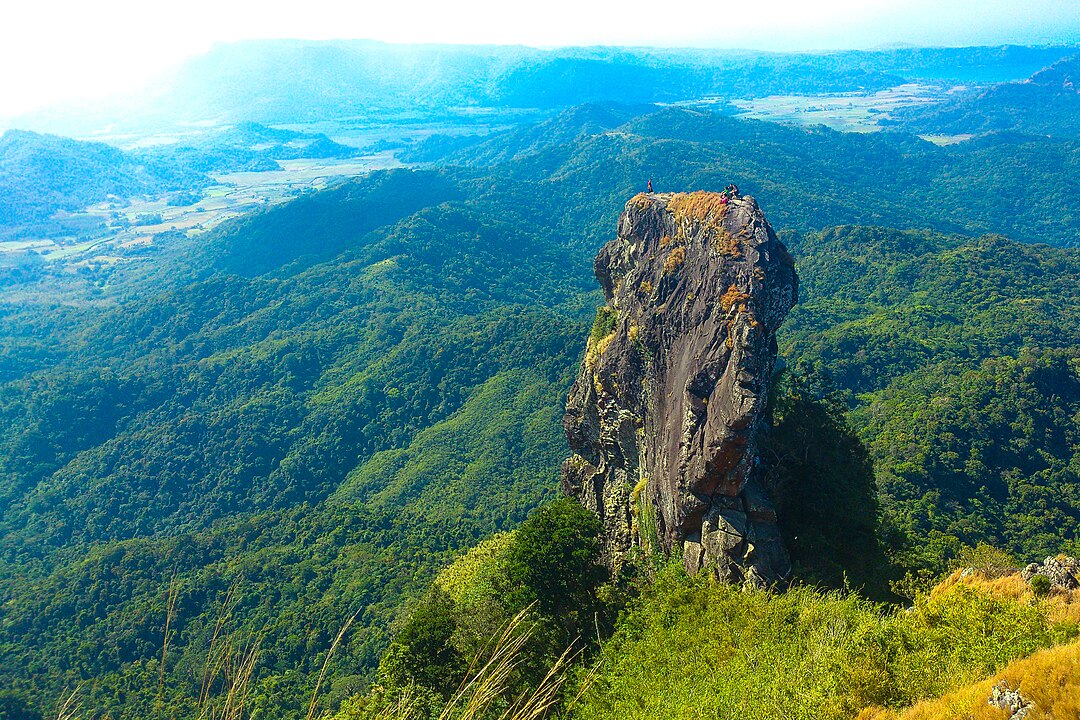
[11,41,1077,136]
[892,55,1080,137]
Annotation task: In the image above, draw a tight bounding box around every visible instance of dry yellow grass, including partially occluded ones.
[859,569,1080,720]
[858,640,1080,720]
[666,191,730,225]
[934,569,1080,625]
[714,227,741,258]
[584,308,619,370]
[720,284,751,312]
[589,333,616,366]
[720,284,756,347]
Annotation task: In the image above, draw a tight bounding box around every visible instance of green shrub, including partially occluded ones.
[952,543,1017,578]
[505,497,608,639]
[588,307,618,347]
[360,498,609,719]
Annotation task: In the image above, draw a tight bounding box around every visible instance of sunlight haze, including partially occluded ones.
[2,0,1078,117]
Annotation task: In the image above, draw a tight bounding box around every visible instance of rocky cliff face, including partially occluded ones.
[561,191,798,586]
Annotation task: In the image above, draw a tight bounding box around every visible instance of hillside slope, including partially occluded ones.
[441,105,1080,248]
[0,129,206,227]
[0,107,1078,718]
[571,565,1080,720]
[894,56,1080,137]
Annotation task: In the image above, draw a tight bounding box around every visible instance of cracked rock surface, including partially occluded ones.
[1021,555,1080,590]
[561,191,798,585]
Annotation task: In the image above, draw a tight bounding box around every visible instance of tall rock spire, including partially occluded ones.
[562,191,798,586]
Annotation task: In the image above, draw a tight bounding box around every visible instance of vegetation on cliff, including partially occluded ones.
[339,530,1080,720]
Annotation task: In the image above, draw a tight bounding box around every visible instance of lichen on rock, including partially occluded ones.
[561,191,798,586]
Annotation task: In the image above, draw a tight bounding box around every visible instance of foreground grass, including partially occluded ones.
[570,565,1079,720]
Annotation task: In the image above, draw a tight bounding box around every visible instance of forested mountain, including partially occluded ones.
[0,123,368,239]
[0,130,206,227]
[432,103,1080,247]
[784,227,1080,575]
[0,167,591,717]
[0,101,1078,719]
[892,55,1080,137]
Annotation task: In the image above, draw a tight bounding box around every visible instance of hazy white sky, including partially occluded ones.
[2,0,1079,117]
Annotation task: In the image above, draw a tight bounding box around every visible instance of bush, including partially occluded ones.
[363,498,609,718]
[377,586,464,698]
[952,543,1017,579]
[505,497,608,639]
[1030,574,1052,597]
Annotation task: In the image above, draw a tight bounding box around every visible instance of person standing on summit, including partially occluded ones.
[647,179,653,193]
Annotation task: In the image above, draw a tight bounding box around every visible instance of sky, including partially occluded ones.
[2,0,1079,118]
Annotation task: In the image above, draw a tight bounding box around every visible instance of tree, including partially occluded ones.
[505,497,608,640]
[377,585,463,698]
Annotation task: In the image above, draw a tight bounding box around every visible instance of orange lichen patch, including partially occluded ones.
[628,193,656,211]
[858,640,1080,720]
[715,228,741,258]
[666,191,730,226]
[721,285,756,348]
[663,246,686,274]
[721,284,751,312]
[934,569,1080,625]
[639,279,653,295]
[659,234,674,248]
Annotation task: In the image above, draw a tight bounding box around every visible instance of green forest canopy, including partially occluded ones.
[0,104,1077,719]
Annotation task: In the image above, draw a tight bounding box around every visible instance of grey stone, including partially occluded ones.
[988,680,1033,720]
[1020,555,1080,590]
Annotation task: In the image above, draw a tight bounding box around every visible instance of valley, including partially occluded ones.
[0,155,400,265]
[700,82,953,133]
